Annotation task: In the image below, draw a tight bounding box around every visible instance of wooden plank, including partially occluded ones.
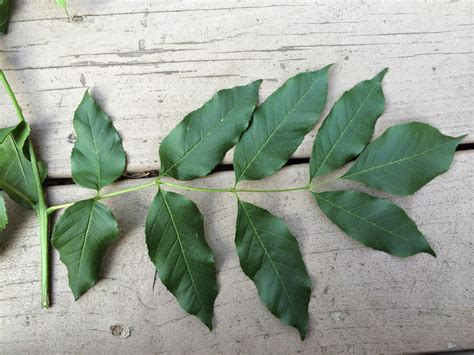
[0,0,472,177]
[0,151,472,353]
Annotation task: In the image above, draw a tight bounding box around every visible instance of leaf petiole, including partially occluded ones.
[159,179,310,194]
[1,70,50,308]
[30,150,50,309]
[47,178,311,214]
[46,180,157,214]
[100,180,157,199]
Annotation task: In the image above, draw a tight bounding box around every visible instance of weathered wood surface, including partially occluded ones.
[0,152,472,353]
[0,0,472,177]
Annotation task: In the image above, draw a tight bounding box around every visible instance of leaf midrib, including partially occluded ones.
[161,192,204,308]
[311,82,379,180]
[85,113,101,190]
[238,200,301,326]
[236,75,324,181]
[345,139,457,178]
[75,200,96,292]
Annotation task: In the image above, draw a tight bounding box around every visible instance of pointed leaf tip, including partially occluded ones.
[324,63,334,70]
[426,246,437,258]
[375,67,389,80]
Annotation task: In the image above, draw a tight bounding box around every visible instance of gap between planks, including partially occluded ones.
[43,144,474,187]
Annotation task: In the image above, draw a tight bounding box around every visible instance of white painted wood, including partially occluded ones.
[0,0,472,177]
[0,151,472,353]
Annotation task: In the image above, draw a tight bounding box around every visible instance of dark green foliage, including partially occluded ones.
[0,0,10,34]
[235,200,311,339]
[310,69,387,181]
[313,191,435,257]
[343,122,465,195]
[71,91,126,191]
[0,122,46,208]
[160,81,261,180]
[145,189,218,329]
[234,66,331,182]
[52,199,120,299]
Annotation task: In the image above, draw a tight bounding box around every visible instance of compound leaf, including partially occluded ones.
[0,194,7,231]
[145,189,217,329]
[310,69,387,181]
[0,122,44,208]
[71,91,126,191]
[313,190,435,257]
[160,80,261,180]
[236,200,311,339]
[0,0,11,35]
[52,199,120,299]
[234,65,330,182]
[343,122,465,195]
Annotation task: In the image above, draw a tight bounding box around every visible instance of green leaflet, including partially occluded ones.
[71,91,126,191]
[145,189,217,329]
[0,0,10,35]
[0,122,46,208]
[0,194,7,231]
[343,122,465,195]
[160,80,261,180]
[52,199,120,299]
[310,69,387,181]
[235,200,311,339]
[313,190,435,257]
[234,65,330,182]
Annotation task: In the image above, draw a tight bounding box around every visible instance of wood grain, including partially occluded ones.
[0,151,472,353]
[0,0,472,177]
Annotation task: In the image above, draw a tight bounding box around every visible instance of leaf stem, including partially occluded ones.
[237,185,310,193]
[46,180,158,214]
[33,180,50,309]
[158,180,233,193]
[47,178,310,214]
[46,202,73,214]
[160,180,310,193]
[100,180,158,199]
